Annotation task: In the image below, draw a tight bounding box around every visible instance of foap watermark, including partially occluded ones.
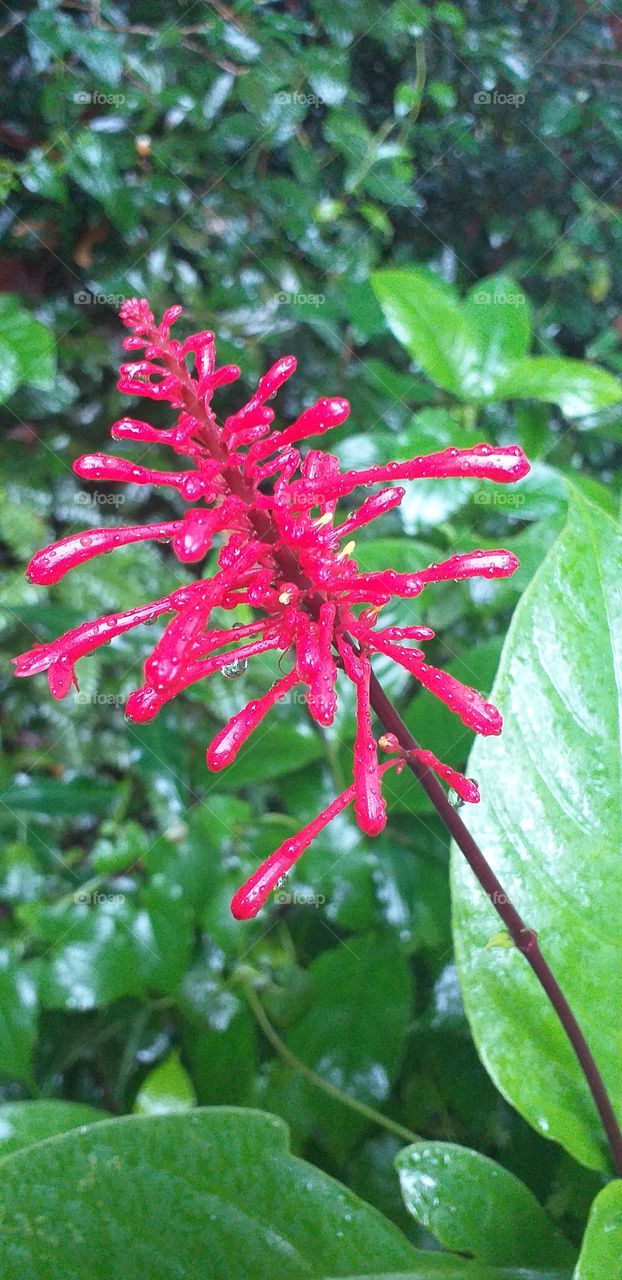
[73,889,125,905]
[74,490,125,508]
[274,90,325,108]
[73,90,126,107]
[473,90,525,109]
[472,288,525,307]
[74,691,126,707]
[474,490,525,507]
[278,291,325,307]
[74,290,127,308]
[274,890,326,907]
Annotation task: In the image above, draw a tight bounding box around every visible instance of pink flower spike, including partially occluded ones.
[25,520,183,585]
[206,667,298,770]
[119,298,154,335]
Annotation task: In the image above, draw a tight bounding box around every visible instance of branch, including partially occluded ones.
[368,671,622,1177]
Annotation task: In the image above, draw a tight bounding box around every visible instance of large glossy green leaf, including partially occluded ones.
[0,1100,106,1157]
[395,1142,575,1267]
[575,1180,622,1279]
[0,1108,421,1278]
[371,269,482,398]
[452,493,622,1172]
[496,356,622,417]
[286,934,412,1160]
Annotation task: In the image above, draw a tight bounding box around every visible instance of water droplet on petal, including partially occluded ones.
[222,657,248,679]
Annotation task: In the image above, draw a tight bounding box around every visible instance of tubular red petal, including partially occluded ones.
[25,520,182,585]
[336,487,405,539]
[415,548,520,584]
[414,665,503,735]
[250,397,350,461]
[46,660,74,699]
[337,638,386,836]
[230,784,357,919]
[206,668,298,770]
[13,593,181,678]
[73,454,214,499]
[308,601,338,726]
[411,749,480,803]
[125,685,164,723]
[294,444,530,501]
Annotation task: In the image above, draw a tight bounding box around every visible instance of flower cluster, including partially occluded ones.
[13,299,529,919]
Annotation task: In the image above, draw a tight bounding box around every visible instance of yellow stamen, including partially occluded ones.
[337,539,356,560]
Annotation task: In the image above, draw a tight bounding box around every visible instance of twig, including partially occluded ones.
[243,981,419,1146]
[368,671,622,1177]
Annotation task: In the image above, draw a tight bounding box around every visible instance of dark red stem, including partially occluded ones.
[368,672,622,1177]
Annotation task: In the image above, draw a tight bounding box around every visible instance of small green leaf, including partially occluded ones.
[496,356,622,416]
[575,1181,622,1279]
[396,1141,575,1267]
[371,268,481,399]
[133,1050,196,1116]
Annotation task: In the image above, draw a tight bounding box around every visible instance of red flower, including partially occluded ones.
[13,300,529,918]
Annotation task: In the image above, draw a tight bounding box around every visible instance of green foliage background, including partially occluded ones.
[1,2,621,1275]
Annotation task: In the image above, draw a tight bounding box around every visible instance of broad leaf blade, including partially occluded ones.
[396,1141,575,1267]
[0,1108,420,1278]
[371,269,481,399]
[452,494,622,1171]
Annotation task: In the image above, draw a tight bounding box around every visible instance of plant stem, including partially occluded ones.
[368,671,622,1178]
[243,981,420,1147]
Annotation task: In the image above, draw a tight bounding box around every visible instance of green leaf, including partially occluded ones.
[133,1050,196,1115]
[496,356,622,417]
[0,1108,421,1278]
[463,274,532,383]
[40,900,143,1011]
[0,296,55,399]
[371,269,481,398]
[396,1142,575,1267]
[286,934,412,1160]
[0,1100,106,1158]
[575,1181,622,1279]
[452,494,622,1171]
[0,948,37,1085]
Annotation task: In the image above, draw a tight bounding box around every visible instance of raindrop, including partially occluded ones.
[448,789,464,810]
[222,657,248,679]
